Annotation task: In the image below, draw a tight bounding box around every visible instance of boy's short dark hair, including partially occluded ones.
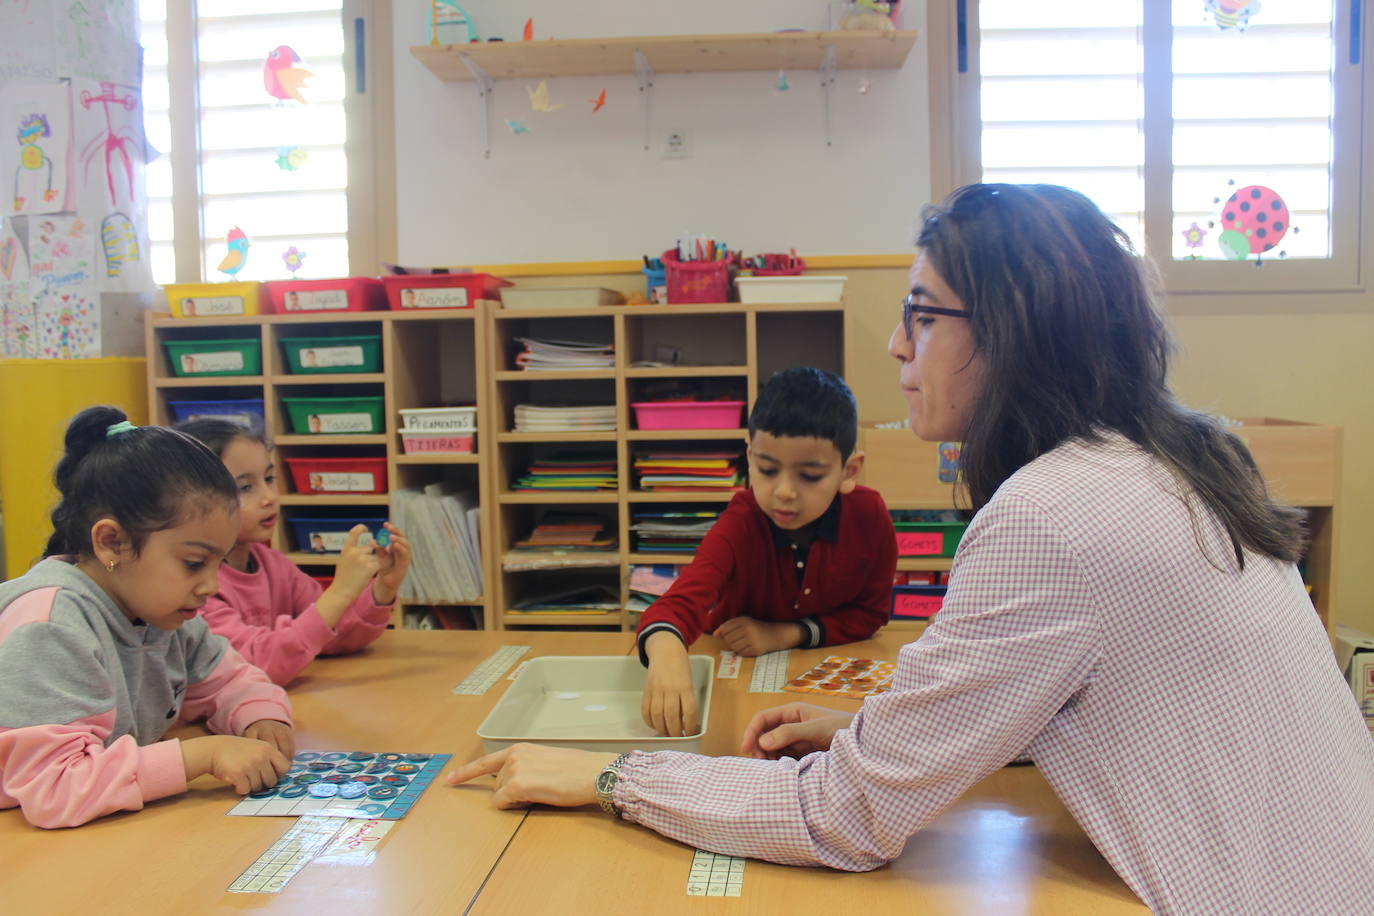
[748,367,858,459]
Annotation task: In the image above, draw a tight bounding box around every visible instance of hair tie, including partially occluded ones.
[105,420,138,439]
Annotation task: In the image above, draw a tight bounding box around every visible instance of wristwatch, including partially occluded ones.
[595,752,632,816]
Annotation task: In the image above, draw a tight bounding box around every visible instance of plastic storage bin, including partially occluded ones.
[477,656,714,754]
[631,400,745,430]
[163,338,261,377]
[279,335,382,374]
[382,273,511,310]
[893,521,967,558]
[262,277,387,313]
[164,281,262,318]
[662,249,731,304]
[283,456,388,495]
[166,398,265,429]
[400,430,474,454]
[890,584,947,621]
[281,395,385,435]
[398,406,476,432]
[500,287,624,310]
[734,275,847,304]
[286,515,388,554]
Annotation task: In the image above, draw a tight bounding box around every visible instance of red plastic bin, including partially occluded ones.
[662,249,731,304]
[262,277,387,313]
[382,273,511,310]
[283,456,388,495]
[632,400,745,430]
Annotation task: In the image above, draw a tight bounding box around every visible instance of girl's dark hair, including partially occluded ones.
[749,367,858,459]
[173,418,269,459]
[45,406,239,558]
[918,183,1305,566]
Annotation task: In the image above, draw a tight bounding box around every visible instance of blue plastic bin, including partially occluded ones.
[166,398,265,430]
[286,515,388,554]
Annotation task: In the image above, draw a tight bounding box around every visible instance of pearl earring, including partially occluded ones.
[106,559,117,572]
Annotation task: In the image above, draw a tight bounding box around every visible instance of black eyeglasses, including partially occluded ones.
[901,293,968,339]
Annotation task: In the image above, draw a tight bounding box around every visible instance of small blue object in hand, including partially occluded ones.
[375,527,391,548]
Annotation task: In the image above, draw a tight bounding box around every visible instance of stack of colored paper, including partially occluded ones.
[633,449,744,492]
[513,403,616,432]
[509,582,621,615]
[514,337,614,370]
[504,513,618,570]
[630,510,720,552]
[627,564,680,612]
[513,452,617,491]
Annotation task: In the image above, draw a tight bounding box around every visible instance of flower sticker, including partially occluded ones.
[1181,222,1207,259]
[282,246,305,276]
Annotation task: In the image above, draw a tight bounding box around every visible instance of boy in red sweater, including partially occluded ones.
[638,367,896,736]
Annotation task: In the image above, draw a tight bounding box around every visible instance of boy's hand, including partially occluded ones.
[371,522,411,605]
[740,702,855,760]
[317,525,380,626]
[181,735,290,795]
[642,632,699,737]
[446,744,617,809]
[242,718,295,760]
[713,617,805,657]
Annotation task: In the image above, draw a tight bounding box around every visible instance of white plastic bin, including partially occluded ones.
[398,406,477,432]
[734,275,847,304]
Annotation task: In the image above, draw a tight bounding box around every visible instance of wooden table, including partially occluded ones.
[1,629,1144,914]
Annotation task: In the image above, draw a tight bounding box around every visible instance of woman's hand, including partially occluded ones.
[739,702,855,759]
[447,744,618,809]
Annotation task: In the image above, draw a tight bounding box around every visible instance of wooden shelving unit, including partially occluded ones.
[485,299,848,630]
[145,306,495,629]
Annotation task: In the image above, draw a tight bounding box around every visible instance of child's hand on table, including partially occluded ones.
[739,702,855,760]
[242,718,295,759]
[181,734,291,795]
[371,522,411,605]
[447,744,618,809]
[643,631,699,737]
[713,617,805,657]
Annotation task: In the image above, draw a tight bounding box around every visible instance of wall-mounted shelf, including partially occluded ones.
[410,30,917,156]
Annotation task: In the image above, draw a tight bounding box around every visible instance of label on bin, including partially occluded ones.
[307,530,352,552]
[180,295,244,316]
[402,412,474,432]
[284,289,348,311]
[892,592,944,619]
[299,345,364,368]
[189,411,253,426]
[399,287,469,309]
[181,351,244,373]
[895,531,944,556]
[403,434,471,453]
[308,472,376,492]
[309,412,373,434]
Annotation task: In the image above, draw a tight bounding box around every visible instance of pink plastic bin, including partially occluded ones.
[631,400,745,430]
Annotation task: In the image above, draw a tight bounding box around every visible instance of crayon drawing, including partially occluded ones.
[2,80,71,216]
[30,214,99,358]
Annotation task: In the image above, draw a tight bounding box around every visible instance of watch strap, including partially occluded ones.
[596,752,632,816]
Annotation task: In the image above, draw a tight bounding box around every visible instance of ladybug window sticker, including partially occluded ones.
[1210,183,1297,266]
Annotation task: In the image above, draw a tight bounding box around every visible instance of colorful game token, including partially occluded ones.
[404,753,432,763]
[294,773,323,785]
[286,764,306,774]
[322,773,352,784]
[294,751,321,761]
[351,774,378,785]
[308,783,340,798]
[377,753,404,764]
[320,752,348,762]
[367,785,399,799]
[248,786,279,799]
[380,775,410,787]
[364,762,392,774]
[338,781,368,799]
[391,763,420,774]
[335,762,364,774]
[228,749,452,820]
[783,655,897,699]
[375,528,391,548]
[279,784,309,799]
[307,761,334,772]
[348,752,376,761]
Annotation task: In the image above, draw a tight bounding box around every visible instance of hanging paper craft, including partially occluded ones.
[218,227,251,277]
[282,246,306,276]
[264,46,312,104]
[99,212,140,278]
[506,119,529,135]
[276,145,307,170]
[528,81,562,113]
[1205,0,1261,32]
[523,18,533,40]
[1215,184,1288,263]
[590,89,607,113]
[428,1,479,44]
[32,215,100,359]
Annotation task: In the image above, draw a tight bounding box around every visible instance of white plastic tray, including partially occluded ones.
[476,655,713,753]
[734,275,847,304]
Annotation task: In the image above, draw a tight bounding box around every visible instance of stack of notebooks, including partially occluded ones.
[509,581,621,616]
[390,483,483,603]
[630,509,720,553]
[633,448,744,492]
[513,403,616,432]
[514,337,614,370]
[627,564,680,613]
[503,513,618,570]
[513,451,618,491]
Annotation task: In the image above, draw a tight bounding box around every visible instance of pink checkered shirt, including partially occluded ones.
[615,433,1374,914]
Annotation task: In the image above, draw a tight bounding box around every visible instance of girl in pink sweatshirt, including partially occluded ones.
[176,420,412,685]
[0,406,294,828]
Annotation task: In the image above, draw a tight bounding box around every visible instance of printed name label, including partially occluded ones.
[300,345,364,368]
[892,593,944,619]
[309,472,376,492]
[181,351,244,373]
[314,412,373,433]
[405,412,475,432]
[181,295,244,316]
[895,531,944,556]
[400,286,469,308]
[404,434,471,452]
[285,289,349,311]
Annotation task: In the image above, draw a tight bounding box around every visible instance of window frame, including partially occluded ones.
[927,0,1373,306]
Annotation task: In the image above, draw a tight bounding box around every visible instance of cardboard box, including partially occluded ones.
[1333,624,1374,735]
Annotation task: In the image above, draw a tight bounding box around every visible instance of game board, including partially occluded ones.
[784,656,897,699]
[227,751,451,819]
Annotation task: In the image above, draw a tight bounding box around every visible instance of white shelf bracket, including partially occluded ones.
[819,45,837,147]
[634,49,656,151]
[459,53,496,158]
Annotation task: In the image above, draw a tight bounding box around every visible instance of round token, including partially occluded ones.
[364,762,392,774]
[307,761,334,772]
[338,781,368,799]
[293,751,321,762]
[294,773,323,785]
[348,752,376,761]
[391,763,419,774]
[404,753,432,763]
[279,784,309,799]
[350,774,378,785]
[367,785,399,799]
[308,783,340,798]
[335,763,364,774]
[818,661,841,670]
[320,752,348,762]
[788,677,810,687]
[322,773,352,784]
[380,775,410,787]
[248,785,279,799]
[286,764,305,774]
[377,753,404,764]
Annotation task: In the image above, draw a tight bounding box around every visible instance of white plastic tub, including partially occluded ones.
[500,287,624,309]
[734,275,847,304]
[476,655,714,754]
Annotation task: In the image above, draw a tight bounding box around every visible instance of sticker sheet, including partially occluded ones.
[784,655,896,699]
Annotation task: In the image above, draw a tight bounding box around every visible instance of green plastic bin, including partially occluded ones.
[281,395,385,435]
[163,338,261,377]
[279,334,383,374]
[893,521,968,558]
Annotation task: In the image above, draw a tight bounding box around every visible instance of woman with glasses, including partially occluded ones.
[451,184,1374,913]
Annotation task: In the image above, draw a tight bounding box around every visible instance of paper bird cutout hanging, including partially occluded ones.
[528,80,563,112]
[217,227,250,277]
[264,46,312,104]
[523,18,533,40]
[506,119,530,134]
[590,89,607,112]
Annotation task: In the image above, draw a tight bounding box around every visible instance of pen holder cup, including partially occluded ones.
[642,266,667,303]
[662,249,732,304]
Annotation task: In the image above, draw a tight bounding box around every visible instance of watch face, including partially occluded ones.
[596,770,617,794]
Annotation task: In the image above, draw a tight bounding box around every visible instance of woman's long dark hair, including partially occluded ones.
[920,183,1305,566]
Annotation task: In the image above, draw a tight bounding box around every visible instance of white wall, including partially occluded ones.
[392,0,931,265]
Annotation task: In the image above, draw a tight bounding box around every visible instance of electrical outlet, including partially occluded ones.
[662,129,692,159]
